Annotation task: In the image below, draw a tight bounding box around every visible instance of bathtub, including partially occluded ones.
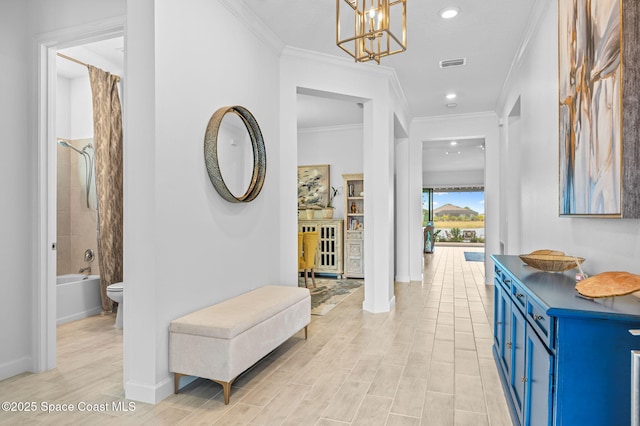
[56,274,102,325]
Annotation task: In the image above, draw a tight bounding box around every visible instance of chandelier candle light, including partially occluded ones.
[336,0,407,64]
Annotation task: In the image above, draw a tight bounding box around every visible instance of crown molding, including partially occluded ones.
[281,46,397,80]
[282,46,411,119]
[412,110,498,125]
[298,123,363,135]
[34,16,125,48]
[218,0,284,55]
[495,0,553,114]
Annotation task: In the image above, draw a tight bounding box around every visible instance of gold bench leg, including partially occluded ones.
[174,374,236,404]
[304,325,308,340]
[174,373,184,394]
[213,379,235,405]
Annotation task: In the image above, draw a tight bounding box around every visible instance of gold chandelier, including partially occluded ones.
[336,0,407,64]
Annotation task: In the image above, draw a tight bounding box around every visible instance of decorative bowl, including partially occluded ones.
[519,252,585,272]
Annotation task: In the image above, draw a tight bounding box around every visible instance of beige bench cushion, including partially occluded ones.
[169,285,309,339]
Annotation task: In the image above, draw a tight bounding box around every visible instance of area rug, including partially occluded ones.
[299,277,363,315]
[464,251,485,262]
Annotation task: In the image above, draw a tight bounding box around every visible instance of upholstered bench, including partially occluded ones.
[169,285,310,404]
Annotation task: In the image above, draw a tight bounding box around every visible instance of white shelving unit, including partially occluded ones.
[343,173,364,278]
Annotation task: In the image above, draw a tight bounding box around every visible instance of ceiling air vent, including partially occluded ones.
[439,58,466,68]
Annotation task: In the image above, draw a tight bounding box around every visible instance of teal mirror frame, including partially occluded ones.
[204,105,266,203]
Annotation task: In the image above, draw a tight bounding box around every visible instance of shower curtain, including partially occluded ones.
[88,66,123,312]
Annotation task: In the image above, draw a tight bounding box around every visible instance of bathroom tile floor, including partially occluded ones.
[0,246,512,425]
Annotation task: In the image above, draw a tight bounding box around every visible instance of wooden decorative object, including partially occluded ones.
[519,252,585,272]
[529,249,565,256]
[575,271,640,298]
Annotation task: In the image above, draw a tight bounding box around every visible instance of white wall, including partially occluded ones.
[408,129,423,281]
[69,77,93,139]
[56,77,71,138]
[0,0,126,381]
[395,138,410,282]
[125,0,283,403]
[298,125,364,219]
[55,74,92,140]
[0,0,31,380]
[28,0,125,34]
[411,113,500,284]
[281,48,410,313]
[497,1,640,274]
[423,169,484,188]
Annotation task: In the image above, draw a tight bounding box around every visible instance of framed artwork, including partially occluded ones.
[298,164,330,209]
[558,0,622,216]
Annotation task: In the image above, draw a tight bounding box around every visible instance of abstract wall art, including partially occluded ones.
[558,0,622,216]
[298,164,330,209]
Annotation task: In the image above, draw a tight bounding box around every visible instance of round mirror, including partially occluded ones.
[204,106,266,202]
[215,112,254,197]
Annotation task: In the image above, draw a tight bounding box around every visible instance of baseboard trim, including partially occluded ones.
[362,295,395,313]
[125,375,173,404]
[0,356,31,381]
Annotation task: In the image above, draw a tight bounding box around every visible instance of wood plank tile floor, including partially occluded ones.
[0,246,512,425]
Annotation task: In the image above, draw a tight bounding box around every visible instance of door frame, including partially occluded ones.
[34,17,124,372]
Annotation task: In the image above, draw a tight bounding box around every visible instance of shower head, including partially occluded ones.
[57,139,95,209]
[57,140,85,156]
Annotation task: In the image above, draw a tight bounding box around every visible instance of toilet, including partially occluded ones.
[106,282,124,329]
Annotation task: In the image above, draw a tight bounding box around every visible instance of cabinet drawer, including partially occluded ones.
[348,230,363,240]
[527,297,554,350]
[511,279,527,311]
[494,266,512,292]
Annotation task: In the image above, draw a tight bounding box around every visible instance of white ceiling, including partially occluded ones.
[297,92,363,130]
[55,1,538,182]
[423,137,485,172]
[243,0,536,180]
[57,36,124,80]
[243,0,536,121]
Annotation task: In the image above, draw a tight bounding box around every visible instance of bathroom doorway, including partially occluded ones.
[36,22,124,372]
[54,37,123,326]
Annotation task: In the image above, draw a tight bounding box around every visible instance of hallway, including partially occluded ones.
[0,246,511,425]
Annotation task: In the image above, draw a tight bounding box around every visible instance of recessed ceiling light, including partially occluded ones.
[440,7,459,19]
[450,141,458,146]
[446,93,457,100]
[446,103,458,108]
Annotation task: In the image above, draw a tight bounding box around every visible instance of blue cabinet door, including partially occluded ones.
[510,306,526,424]
[500,285,513,374]
[525,323,552,426]
[494,281,505,367]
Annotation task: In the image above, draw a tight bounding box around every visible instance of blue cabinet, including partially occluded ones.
[492,255,640,426]
[510,306,526,424]
[494,280,512,373]
[525,324,552,426]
